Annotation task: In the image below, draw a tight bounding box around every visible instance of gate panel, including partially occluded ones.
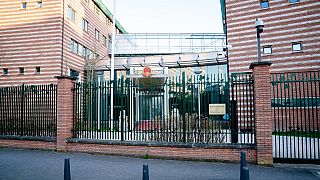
[0,84,57,137]
[73,73,255,145]
[271,71,320,163]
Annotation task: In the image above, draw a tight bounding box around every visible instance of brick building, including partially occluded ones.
[223,0,320,73]
[0,0,125,86]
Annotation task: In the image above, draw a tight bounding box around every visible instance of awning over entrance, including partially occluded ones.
[96,33,227,71]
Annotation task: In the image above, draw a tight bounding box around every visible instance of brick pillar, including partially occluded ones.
[55,76,75,151]
[249,62,273,165]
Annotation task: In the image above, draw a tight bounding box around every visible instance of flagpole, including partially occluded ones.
[110,0,116,130]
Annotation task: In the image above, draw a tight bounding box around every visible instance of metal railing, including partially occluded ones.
[73,73,255,145]
[271,71,320,163]
[112,33,226,56]
[0,84,57,137]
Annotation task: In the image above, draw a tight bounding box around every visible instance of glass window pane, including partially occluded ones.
[289,0,299,3]
[263,46,272,54]
[260,1,269,8]
[292,43,302,51]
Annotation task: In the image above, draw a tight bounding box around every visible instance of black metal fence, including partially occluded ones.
[73,73,255,145]
[0,84,57,137]
[271,71,320,163]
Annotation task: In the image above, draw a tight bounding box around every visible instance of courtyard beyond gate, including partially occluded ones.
[72,73,255,145]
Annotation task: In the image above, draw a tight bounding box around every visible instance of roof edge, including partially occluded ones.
[93,0,127,34]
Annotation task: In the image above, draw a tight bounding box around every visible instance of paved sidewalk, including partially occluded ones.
[0,148,319,180]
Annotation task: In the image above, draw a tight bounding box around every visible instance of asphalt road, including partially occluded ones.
[0,148,319,180]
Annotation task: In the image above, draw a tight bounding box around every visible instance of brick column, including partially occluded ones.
[249,62,273,165]
[55,76,75,151]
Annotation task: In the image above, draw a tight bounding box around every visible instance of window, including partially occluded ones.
[82,19,89,32]
[78,44,84,56]
[67,6,75,21]
[37,1,42,8]
[95,29,100,40]
[3,68,8,75]
[19,67,24,74]
[102,35,107,46]
[36,67,41,74]
[94,5,100,15]
[70,69,79,79]
[292,42,302,52]
[94,53,100,60]
[260,0,269,9]
[83,0,90,4]
[289,0,299,3]
[70,39,78,54]
[263,45,272,54]
[21,2,27,9]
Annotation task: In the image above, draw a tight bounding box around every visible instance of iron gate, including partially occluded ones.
[73,73,255,145]
[0,84,57,137]
[271,71,320,163]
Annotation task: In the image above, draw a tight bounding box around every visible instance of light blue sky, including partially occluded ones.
[102,0,223,33]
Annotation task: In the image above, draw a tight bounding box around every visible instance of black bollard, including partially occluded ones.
[242,167,250,180]
[143,164,149,180]
[240,151,247,180]
[64,158,71,180]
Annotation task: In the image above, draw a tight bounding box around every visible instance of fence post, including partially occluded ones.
[249,62,273,165]
[182,72,186,142]
[20,84,25,136]
[55,76,75,151]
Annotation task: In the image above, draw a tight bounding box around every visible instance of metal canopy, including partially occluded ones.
[100,51,226,71]
[97,33,227,71]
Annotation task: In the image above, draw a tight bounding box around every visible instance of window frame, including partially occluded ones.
[21,2,27,9]
[19,67,25,75]
[260,0,270,9]
[102,35,107,46]
[292,42,303,52]
[67,6,76,21]
[82,18,89,32]
[3,68,8,75]
[263,45,272,55]
[35,67,41,74]
[37,1,42,8]
[95,29,100,41]
[289,0,300,4]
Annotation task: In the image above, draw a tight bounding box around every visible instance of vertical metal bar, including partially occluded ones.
[181,72,186,142]
[292,74,296,159]
[120,77,124,141]
[316,71,320,160]
[249,74,254,144]
[309,72,317,159]
[294,73,299,159]
[20,84,24,136]
[44,84,48,137]
[35,85,39,137]
[6,87,10,135]
[284,73,291,158]
[306,72,311,159]
[302,72,307,159]
[271,74,276,157]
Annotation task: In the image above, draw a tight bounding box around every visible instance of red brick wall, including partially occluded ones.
[0,139,56,150]
[250,62,273,165]
[56,76,74,151]
[66,142,257,163]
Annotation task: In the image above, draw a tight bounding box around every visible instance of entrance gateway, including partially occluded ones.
[126,66,169,131]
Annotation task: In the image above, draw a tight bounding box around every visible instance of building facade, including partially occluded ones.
[224,0,320,73]
[0,0,125,86]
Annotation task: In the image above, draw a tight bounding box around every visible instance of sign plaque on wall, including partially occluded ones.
[209,104,226,115]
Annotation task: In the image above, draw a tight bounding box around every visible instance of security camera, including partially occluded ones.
[255,18,264,33]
